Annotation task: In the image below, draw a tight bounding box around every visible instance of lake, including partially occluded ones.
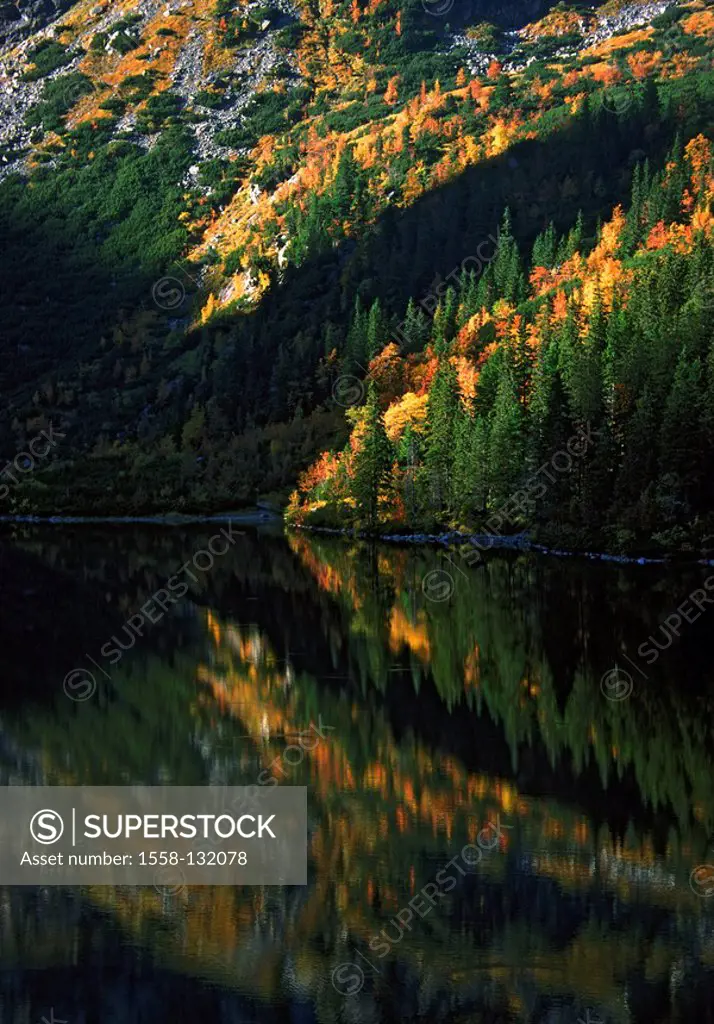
[0,523,713,1023]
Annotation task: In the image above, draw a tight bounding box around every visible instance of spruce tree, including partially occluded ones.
[532,222,557,268]
[424,359,460,517]
[452,404,475,519]
[658,350,703,515]
[400,298,431,353]
[353,381,392,530]
[471,414,490,514]
[700,336,714,512]
[346,298,368,372]
[488,362,525,508]
[493,208,525,303]
[367,299,388,360]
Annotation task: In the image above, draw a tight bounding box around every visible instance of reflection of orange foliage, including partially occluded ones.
[388,607,431,661]
[464,643,480,689]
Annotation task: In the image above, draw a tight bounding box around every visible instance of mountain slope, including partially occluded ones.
[287,134,714,554]
[0,0,712,530]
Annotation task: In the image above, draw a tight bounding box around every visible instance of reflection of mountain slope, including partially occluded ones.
[3,529,714,1020]
[289,531,714,832]
[78,610,714,1019]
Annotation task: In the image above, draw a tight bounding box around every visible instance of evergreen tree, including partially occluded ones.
[424,359,460,516]
[460,269,480,324]
[451,404,475,519]
[532,222,557,268]
[433,286,458,352]
[558,211,583,262]
[700,336,714,513]
[488,362,525,507]
[398,422,420,520]
[400,298,431,353]
[493,208,525,303]
[612,384,659,532]
[658,350,703,516]
[353,381,392,530]
[471,414,490,514]
[367,298,388,360]
[346,297,368,372]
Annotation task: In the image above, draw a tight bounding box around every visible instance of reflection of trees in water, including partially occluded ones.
[288,532,714,834]
[2,528,714,1021]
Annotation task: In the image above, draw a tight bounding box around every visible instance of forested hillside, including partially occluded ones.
[0,0,712,546]
[288,136,714,553]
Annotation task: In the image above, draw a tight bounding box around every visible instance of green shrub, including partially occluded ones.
[136,92,185,133]
[24,73,93,134]
[22,41,74,81]
[195,89,227,109]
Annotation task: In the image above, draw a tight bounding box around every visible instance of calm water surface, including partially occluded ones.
[1,524,714,1024]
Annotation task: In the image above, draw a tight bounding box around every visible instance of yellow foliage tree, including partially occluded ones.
[383,392,428,442]
[201,293,216,324]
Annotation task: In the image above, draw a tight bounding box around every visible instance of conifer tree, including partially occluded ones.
[612,385,659,530]
[400,298,431,353]
[493,208,525,303]
[398,422,420,520]
[353,381,392,530]
[532,222,557,268]
[471,414,490,514]
[558,211,583,262]
[346,297,368,371]
[488,362,525,507]
[460,270,480,323]
[367,299,388,360]
[658,350,702,513]
[452,404,475,519]
[700,337,714,511]
[424,359,460,516]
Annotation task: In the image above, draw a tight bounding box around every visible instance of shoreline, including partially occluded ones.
[289,524,714,567]
[2,513,712,567]
[0,509,283,526]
